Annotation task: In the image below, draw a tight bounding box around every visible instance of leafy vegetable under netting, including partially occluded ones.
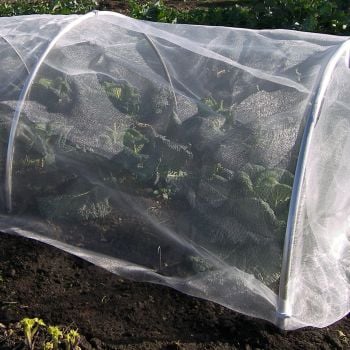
[0,11,349,330]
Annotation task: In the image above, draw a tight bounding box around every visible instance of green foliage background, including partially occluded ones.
[132,0,350,35]
[0,0,98,16]
[0,1,349,35]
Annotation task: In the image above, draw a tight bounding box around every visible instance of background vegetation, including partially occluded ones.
[0,0,98,15]
[0,0,349,35]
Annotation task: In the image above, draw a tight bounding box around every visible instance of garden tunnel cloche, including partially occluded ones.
[0,11,349,330]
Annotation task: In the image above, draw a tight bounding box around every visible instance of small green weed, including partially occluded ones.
[20,317,46,350]
[20,318,81,350]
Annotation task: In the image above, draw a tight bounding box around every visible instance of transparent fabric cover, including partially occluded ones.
[0,12,349,330]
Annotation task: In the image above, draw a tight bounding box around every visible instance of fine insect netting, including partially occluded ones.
[0,11,349,330]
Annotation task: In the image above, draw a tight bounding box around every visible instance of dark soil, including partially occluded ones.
[0,232,349,350]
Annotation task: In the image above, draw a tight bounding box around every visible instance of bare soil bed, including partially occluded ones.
[0,233,349,350]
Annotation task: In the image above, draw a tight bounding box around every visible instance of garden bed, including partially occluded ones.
[0,2,349,349]
[0,233,349,349]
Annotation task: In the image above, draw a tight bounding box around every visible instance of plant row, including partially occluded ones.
[0,1,349,35]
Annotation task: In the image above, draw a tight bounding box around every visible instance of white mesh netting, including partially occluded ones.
[0,11,349,330]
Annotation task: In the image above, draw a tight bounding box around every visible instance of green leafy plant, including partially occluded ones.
[32,76,74,113]
[17,119,75,174]
[44,326,80,350]
[64,329,80,350]
[200,96,235,129]
[117,123,192,190]
[44,342,54,350]
[36,77,70,96]
[129,0,178,23]
[0,0,98,16]
[232,163,294,234]
[102,80,141,115]
[19,318,81,350]
[37,191,112,222]
[47,326,63,350]
[20,317,46,350]
[153,187,172,200]
[78,198,112,221]
[123,127,149,153]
